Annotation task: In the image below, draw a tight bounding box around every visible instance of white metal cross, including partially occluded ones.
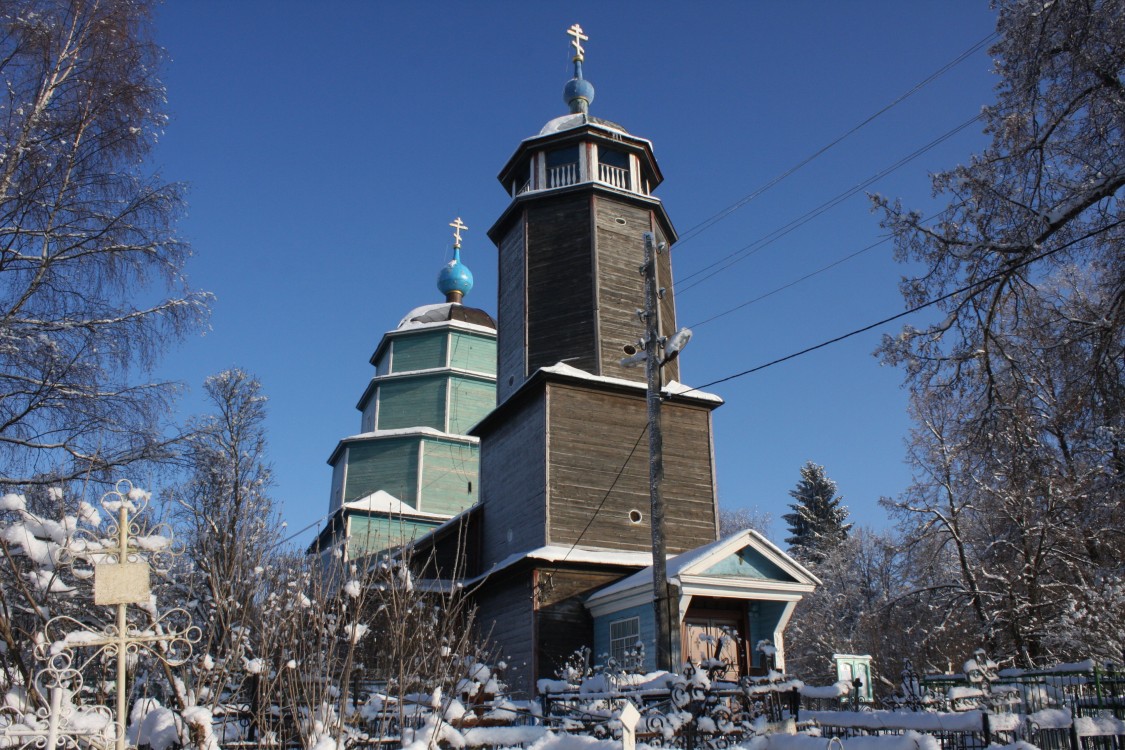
[449,217,468,248]
[567,24,588,61]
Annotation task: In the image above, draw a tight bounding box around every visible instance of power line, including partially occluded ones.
[672,31,998,250]
[686,235,1093,394]
[686,234,892,329]
[674,112,985,295]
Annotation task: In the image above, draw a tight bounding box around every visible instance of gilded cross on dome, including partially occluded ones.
[567,23,588,61]
[449,217,468,249]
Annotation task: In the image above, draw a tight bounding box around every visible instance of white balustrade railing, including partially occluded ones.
[598,163,630,190]
[547,163,579,188]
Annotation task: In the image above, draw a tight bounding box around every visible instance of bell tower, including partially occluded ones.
[487,24,681,402]
[471,25,723,694]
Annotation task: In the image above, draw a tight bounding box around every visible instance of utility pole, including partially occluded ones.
[642,232,672,672]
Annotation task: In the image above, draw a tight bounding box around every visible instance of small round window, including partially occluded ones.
[628,509,643,524]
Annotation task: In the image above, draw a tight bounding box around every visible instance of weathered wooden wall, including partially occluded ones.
[535,566,625,683]
[525,194,597,376]
[496,217,527,403]
[546,383,718,553]
[473,568,537,696]
[593,196,651,384]
[477,390,548,569]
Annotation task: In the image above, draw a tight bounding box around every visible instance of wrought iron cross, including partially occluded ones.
[450,217,468,249]
[568,24,588,61]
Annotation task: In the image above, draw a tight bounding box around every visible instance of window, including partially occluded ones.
[597,148,631,190]
[546,146,580,188]
[609,616,640,665]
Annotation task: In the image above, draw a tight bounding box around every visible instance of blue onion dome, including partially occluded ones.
[564,61,595,114]
[564,24,594,114]
[438,218,474,303]
[438,247,473,303]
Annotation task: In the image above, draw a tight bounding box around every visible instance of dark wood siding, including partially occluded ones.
[594,197,651,384]
[474,571,537,696]
[496,219,526,403]
[546,383,718,553]
[478,390,548,568]
[526,194,596,375]
[535,567,625,682]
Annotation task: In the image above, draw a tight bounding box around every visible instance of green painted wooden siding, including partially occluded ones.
[420,439,479,515]
[449,331,497,374]
[377,376,446,430]
[391,330,447,373]
[348,514,440,557]
[446,377,496,433]
[343,438,418,504]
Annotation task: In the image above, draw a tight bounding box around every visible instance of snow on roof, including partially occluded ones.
[536,113,630,138]
[538,362,723,404]
[454,545,652,588]
[585,529,819,604]
[393,303,496,333]
[341,427,479,443]
[343,490,451,522]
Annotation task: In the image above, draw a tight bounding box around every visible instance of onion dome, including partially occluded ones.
[438,247,474,303]
[564,23,594,114]
[437,217,474,303]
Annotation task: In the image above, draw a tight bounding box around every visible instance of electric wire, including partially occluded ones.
[684,232,1103,396]
[675,111,985,295]
[672,31,998,250]
[686,234,892,329]
[538,422,651,591]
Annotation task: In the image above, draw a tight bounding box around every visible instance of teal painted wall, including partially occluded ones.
[348,514,440,557]
[344,438,418,504]
[377,376,446,430]
[592,603,656,672]
[449,331,497,374]
[750,601,788,668]
[447,377,495,433]
[392,330,447,373]
[420,439,479,515]
[702,547,797,582]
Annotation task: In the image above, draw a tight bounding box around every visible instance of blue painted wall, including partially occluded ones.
[592,602,656,672]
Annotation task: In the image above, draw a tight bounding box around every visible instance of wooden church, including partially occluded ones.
[317,25,818,696]
[412,26,818,695]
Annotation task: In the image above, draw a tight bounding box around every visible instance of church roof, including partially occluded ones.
[397,302,496,331]
[585,529,820,617]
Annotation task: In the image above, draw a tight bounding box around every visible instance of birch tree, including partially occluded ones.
[876,0,1124,666]
[0,0,208,488]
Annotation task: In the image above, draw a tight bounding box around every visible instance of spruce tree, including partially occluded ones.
[783,461,852,564]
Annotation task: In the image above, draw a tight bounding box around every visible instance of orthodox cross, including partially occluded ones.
[567,23,588,61]
[450,217,468,249]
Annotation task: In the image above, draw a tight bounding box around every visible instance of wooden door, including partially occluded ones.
[683,616,743,680]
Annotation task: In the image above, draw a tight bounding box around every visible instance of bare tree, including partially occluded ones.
[718,505,772,537]
[876,0,1124,666]
[167,369,280,715]
[0,0,209,488]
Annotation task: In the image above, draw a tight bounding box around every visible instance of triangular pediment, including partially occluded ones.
[699,545,797,582]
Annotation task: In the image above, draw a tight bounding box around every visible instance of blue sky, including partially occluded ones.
[150,2,1000,547]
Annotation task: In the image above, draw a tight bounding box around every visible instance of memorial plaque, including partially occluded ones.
[93,561,151,605]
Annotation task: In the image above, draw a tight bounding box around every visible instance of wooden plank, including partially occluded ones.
[478,390,548,568]
[526,194,597,374]
[474,571,537,696]
[546,383,718,553]
[535,567,625,687]
[496,218,526,402]
[594,199,662,383]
